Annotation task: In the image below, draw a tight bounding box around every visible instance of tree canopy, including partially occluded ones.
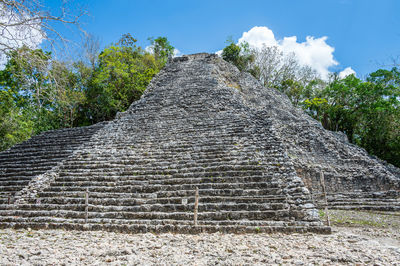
[0,34,174,151]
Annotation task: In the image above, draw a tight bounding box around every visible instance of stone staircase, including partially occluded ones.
[0,114,327,233]
[0,124,105,205]
[0,54,330,233]
[297,164,400,211]
[314,191,400,211]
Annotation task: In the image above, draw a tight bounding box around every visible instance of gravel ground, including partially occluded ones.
[0,211,399,265]
[0,227,399,265]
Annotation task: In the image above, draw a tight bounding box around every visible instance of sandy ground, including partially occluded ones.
[0,211,399,265]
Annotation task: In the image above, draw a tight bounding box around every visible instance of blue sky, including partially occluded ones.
[48,0,399,78]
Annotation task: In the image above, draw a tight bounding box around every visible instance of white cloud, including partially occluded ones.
[144,46,182,58]
[0,6,44,68]
[144,45,153,53]
[173,48,182,57]
[280,36,337,79]
[339,67,356,79]
[215,49,223,56]
[235,26,341,79]
[238,26,278,47]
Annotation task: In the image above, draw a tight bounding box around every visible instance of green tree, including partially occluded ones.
[1,46,59,134]
[361,68,400,165]
[0,86,34,150]
[221,39,257,75]
[0,47,48,150]
[148,36,175,67]
[279,79,304,106]
[49,60,87,128]
[0,46,89,150]
[83,34,159,123]
[304,71,400,167]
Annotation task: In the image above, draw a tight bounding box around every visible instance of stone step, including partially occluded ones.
[88,141,278,150]
[56,170,291,180]
[56,169,282,178]
[99,125,252,134]
[89,131,264,142]
[89,128,257,137]
[0,148,73,156]
[2,201,289,213]
[328,198,400,204]
[60,157,272,168]
[57,163,272,172]
[50,175,276,186]
[61,155,262,164]
[0,186,26,192]
[11,125,104,140]
[61,153,281,163]
[0,209,291,221]
[0,180,30,186]
[0,176,37,182]
[61,159,264,168]
[8,139,91,148]
[0,192,14,198]
[82,142,283,151]
[0,154,71,164]
[0,165,56,172]
[56,166,278,175]
[326,192,400,200]
[37,186,288,199]
[32,195,290,206]
[0,221,331,234]
[76,144,282,153]
[4,136,91,145]
[327,204,400,211]
[93,138,254,146]
[18,141,90,148]
[81,143,279,151]
[0,170,50,178]
[44,182,282,194]
[0,215,286,227]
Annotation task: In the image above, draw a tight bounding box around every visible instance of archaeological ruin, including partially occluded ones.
[0,53,399,233]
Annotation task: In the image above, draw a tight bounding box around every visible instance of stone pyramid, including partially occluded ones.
[0,53,398,233]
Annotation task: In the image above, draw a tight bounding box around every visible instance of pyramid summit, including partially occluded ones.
[0,53,398,233]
